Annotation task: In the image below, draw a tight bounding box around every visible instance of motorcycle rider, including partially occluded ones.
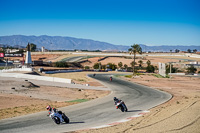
[113,97,128,111]
[110,76,113,81]
[46,105,63,122]
[113,97,120,105]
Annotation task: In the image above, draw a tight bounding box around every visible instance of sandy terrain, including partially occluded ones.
[1,53,200,133]
[76,74,200,133]
[0,79,110,119]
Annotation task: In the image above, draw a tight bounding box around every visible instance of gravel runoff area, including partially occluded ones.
[0,76,110,120]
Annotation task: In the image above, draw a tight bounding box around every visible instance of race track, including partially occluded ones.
[0,74,172,133]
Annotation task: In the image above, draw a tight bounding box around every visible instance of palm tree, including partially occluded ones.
[128,44,142,75]
[118,62,123,69]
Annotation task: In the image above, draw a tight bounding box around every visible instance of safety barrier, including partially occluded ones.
[0,72,72,83]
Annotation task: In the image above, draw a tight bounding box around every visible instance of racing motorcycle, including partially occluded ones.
[115,100,128,112]
[48,109,70,124]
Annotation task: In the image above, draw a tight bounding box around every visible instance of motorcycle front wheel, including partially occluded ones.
[62,113,70,123]
[53,116,60,124]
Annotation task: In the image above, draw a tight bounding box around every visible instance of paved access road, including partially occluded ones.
[0,74,171,133]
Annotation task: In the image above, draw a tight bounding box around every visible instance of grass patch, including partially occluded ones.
[77,79,86,82]
[124,75,132,78]
[114,74,124,77]
[152,74,166,78]
[66,99,89,103]
[136,73,145,76]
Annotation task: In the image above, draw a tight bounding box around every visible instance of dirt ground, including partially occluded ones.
[76,74,200,133]
[1,53,200,133]
[0,79,110,119]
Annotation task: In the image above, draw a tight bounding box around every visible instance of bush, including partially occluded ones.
[166,64,178,74]
[84,66,90,69]
[55,61,68,67]
[125,75,132,78]
[146,65,155,73]
[106,63,117,70]
[152,74,165,78]
[186,65,197,74]
[93,63,101,69]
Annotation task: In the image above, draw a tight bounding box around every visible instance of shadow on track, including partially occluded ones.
[126,110,143,112]
[68,122,85,124]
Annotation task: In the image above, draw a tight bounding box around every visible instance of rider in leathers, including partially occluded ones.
[113,97,127,111]
[46,105,63,122]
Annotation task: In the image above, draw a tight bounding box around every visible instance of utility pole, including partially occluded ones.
[170,50,172,79]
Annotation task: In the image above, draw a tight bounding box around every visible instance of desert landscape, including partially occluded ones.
[0,76,110,120]
[0,53,200,133]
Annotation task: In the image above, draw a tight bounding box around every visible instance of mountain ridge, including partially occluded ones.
[0,35,199,52]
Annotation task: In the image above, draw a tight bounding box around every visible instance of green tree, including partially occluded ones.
[138,60,143,68]
[175,49,180,53]
[146,65,155,73]
[128,44,142,75]
[186,65,197,74]
[84,66,90,69]
[93,62,101,69]
[26,43,37,52]
[55,61,68,67]
[130,61,137,68]
[146,60,155,73]
[187,49,191,53]
[193,49,197,53]
[101,65,106,70]
[107,63,117,70]
[146,60,151,66]
[118,62,123,69]
[124,64,128,70]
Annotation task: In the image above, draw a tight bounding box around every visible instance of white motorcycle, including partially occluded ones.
[49,109,70,124]
[115,100,128,112]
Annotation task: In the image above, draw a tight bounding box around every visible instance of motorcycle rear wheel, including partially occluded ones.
[119,106,124,112]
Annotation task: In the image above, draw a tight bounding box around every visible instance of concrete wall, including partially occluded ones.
[0,72,72,84]
[0,68,33,72]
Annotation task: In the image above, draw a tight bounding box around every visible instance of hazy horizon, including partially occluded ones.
[1,34,200,47]
[0,0,200,46]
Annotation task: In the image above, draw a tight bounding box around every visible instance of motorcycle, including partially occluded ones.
[115,100,128,112]
[48,109,70,124]
[110,76,113,81]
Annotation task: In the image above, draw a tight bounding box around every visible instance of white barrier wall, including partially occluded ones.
[0,73,72,84]
[0,68,33,72]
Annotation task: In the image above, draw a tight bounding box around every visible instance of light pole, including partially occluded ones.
[170,50,172,79]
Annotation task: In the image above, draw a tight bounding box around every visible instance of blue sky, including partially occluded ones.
[0,0,200,46]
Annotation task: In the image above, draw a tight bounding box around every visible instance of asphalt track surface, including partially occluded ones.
[0,74,172,133]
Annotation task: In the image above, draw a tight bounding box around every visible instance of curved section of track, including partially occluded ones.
[0,74,172,133]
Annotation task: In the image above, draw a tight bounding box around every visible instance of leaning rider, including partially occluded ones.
[113,97,120,105]
[46,105,56,115]
[46,105,63,122]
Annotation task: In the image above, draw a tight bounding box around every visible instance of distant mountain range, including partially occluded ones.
[0,35,199,52]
